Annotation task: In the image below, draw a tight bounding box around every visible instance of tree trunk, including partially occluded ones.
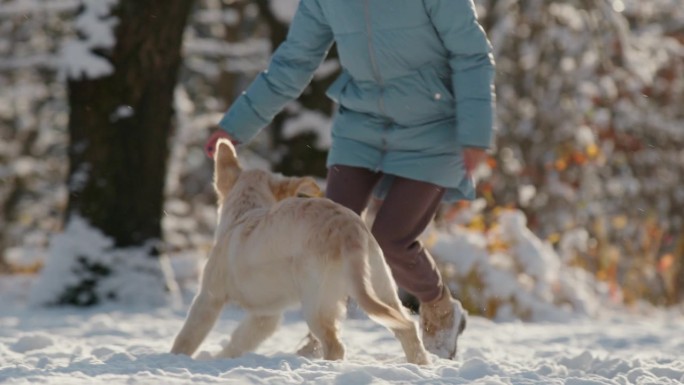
[39,0,194,306]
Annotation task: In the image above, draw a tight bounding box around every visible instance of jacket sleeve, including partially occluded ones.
[424,0,496,149]
[218,0,334,144]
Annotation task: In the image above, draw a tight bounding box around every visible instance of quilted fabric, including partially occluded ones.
[219,0,495,201]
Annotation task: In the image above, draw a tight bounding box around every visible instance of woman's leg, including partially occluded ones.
[370,176,466,359]
[325,165,382,215]
[327,169,466,359]
[370,176,445,303]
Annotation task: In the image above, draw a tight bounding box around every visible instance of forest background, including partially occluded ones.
[0,0,683,317]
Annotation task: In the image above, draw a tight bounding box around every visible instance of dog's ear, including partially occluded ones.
[214,139,242,200]
[293,177,323,198]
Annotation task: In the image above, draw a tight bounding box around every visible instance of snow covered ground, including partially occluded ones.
[1,276,683,385]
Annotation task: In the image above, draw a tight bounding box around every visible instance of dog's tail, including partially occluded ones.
[344,231,413,331]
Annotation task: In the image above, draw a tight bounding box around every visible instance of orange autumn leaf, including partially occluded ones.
[443,201,469,222]
[658,254,675,273]
[586,143,600,158]
[488,239,511,252]
[468,215,487,232]
[571,152,588,165]
[482,190,495,205]
[555,158,568,171]
[611,215,628,230]
[479,182,493,193]
[547,233,561,244]
[596,270,608,281]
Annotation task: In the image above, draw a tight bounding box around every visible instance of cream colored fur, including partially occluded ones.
[171,139,429,365]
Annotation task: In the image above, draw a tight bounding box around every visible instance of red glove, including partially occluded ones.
[205,130,239,159]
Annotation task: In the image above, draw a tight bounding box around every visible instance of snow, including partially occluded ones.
[518,184,537,207]
[0,0,79,16]
[281,106,332,149]
[8,211,680,384]
[269,0,300,24]
[109,105,134,122]
[1,276,683,385]
[10,334,54,354]
[29,215,179,307]
[313,59,340,80]
[59,0,119,80]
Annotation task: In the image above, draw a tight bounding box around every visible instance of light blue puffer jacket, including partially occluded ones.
[219,0,495,201]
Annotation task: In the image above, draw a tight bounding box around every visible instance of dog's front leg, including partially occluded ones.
[214,314,281,359]
[171,292,224,356]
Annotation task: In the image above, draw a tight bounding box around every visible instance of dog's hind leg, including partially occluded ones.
[301,282,346,361]
[296,332,322,359]
[366,239,431,365]
[215,314,281,359]
[171,292,225,356]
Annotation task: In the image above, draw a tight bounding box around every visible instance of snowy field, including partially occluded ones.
[1,276,683,385]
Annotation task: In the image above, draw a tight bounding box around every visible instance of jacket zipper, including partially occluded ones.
[364,0,390,172]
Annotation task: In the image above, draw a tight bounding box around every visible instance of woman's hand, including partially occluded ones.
[205,130,238,159]
[463,147,487,176]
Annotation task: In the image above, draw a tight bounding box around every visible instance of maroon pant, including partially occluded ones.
[326,165,444,303]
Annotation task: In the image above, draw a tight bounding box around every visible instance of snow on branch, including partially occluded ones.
[269,0,299,24]
[0,55,55,71]
[281,104,332,149]
[0,0,80,16]
[59,0,119,80]
[183,37,270,59]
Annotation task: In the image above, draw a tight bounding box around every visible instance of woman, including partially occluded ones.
[205,0,495,359]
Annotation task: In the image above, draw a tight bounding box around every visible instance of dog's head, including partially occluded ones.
[269,174,322,201]
[213,139,323,204]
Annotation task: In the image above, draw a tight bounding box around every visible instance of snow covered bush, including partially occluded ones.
[429,209,609,321]
[473,0,684,305]
[29,215,179,307]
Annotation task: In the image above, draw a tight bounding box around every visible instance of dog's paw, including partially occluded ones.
[409,350,431,366]
[195,350,214,360]
[296,334,323,359]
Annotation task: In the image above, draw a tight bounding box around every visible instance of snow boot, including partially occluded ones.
[419,286,467,359]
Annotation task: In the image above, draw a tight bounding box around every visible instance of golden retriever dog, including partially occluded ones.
[170,139,429,365]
